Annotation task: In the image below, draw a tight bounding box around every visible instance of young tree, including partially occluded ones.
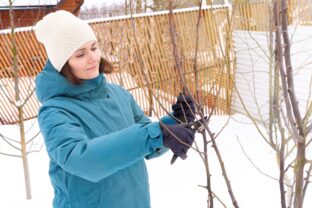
[273,0,311,207]
[128,0,240,207]
[231,0,312,207]
[0,0,42,200]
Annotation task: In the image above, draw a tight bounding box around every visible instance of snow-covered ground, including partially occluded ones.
[0,114,311,208]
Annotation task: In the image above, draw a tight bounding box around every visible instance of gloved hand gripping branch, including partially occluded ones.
[172,93,196,123]
[160,123,195,161]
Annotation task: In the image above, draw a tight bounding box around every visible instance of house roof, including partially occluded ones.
[0,5,55,10]
[0,0,60,7]
[0,0,60,10]
[0,0,84,29]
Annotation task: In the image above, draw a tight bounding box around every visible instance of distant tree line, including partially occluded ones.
[79,0,229,20]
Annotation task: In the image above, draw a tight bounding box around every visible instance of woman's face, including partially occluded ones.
[68,40,101,80]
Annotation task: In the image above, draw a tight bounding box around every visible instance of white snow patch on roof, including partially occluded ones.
[0,0,60,7]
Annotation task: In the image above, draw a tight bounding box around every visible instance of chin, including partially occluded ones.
[84,69,99,78]
[89,73,100,79]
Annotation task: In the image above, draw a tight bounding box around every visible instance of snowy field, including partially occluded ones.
[0,114,311,208]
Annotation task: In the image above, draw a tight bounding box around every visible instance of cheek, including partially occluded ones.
[95,50,102,62]
[68,59,85,76]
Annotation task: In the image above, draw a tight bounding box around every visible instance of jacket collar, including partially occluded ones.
[35,60,108,103]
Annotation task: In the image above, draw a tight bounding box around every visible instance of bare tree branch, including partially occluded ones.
[303,162,312,201]
[0,152,21,158]
[236,135,280,182]
[0,135,21,151]
[21,88,35,108]
[0,132,19,144]
[26,132,41,145]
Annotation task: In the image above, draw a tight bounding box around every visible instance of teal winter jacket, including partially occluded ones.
[35,61,173,208]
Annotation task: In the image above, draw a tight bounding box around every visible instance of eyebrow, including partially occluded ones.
[75,42,98,53]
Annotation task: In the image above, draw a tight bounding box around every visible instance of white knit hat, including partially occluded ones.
[34,10,97,72]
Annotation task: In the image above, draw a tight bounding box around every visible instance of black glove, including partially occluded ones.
[160,124,195,160]
[172,93,195,123]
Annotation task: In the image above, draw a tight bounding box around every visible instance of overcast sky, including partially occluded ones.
[83,0,124,7]
[0,0,123,7]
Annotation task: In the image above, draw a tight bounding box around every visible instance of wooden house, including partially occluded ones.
[0,0,84,30]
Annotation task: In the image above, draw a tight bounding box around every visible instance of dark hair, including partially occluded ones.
[60,57,114,85]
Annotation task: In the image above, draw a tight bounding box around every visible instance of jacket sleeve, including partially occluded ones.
[39,107,164,183]
[160,114,177,125]
[129,92,151,125]
[129,90,177,125]
[129,93,169,159]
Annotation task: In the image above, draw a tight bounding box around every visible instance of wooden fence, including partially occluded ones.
[288,0,312,25]
[233,1,271,31]
[0,0,311,125]
[0,5,234,125]
[233,0,312,31]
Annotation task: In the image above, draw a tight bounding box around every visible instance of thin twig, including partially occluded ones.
[236,135,279,182]
[0,134,21,151]
[0,152,21,158]
[26,132,41,145]
[302,162,312,203]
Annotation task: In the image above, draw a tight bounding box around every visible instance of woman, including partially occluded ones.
[34,10,195,208]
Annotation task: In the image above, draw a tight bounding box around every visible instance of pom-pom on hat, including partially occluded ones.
[34,10,97,72]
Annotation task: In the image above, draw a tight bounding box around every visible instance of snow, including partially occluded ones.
[0,114,311,208]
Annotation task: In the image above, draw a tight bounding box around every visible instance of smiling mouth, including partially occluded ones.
[86,65,98,71]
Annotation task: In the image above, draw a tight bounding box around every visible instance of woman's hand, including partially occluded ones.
[172,93,195,123]
[160,123,195,160]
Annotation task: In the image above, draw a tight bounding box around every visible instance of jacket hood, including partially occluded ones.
[35,60,107,103]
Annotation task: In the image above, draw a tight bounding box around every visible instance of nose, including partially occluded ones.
[87,50,97,63]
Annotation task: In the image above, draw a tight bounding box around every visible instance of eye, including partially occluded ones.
[91,46,98,51]
[76,53,84,58]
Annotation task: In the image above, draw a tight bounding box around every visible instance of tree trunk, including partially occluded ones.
[280,1,306,207]
[274,0,306,207]
[136,0,142,13]
[9,0,32,199]
[294,142,305,208]
[153,0,160,10]
[125,0,128,15]
[144,0,147,12]
[19,107,32,199]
